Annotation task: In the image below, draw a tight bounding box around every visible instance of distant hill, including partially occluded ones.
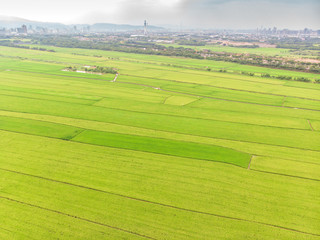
[0,16,66,29]
[0,15,164,32]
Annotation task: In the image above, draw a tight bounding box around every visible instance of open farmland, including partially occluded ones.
[161,43,296,56]
[0,45,320,239]
[160,43,320,59]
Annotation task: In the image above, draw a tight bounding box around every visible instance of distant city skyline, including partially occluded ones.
[1,0,319,29]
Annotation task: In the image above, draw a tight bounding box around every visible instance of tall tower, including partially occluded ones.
[144,20,147,36]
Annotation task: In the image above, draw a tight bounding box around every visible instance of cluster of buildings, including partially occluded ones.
[1,23,320,39]
[0,24,90,36]
[0,24,28,35]
[256,27,320,37]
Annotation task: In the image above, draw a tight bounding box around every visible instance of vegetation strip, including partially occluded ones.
[121,74,320,102]
[0,195,156,240]
[90,103,310,131]
[71,130,250,167]
[2,120,320,156]
[5,50,320,92]
[308,120,315,131]
[6,69,111,82]
[4,112,320,165]
[251,169,320,182]
[253,154,320,166]
[0,167,319,237]
[248,155,254,170]
[0,93,99,106]
[116,80,320,112]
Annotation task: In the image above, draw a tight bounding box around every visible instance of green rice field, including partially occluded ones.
[0,45,319,239]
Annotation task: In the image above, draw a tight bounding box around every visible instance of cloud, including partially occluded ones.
[110,0,183,25]
[96,0,320,29]
[1,0,319,29]
[176,0,320,29]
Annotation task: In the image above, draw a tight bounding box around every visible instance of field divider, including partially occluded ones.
[115,80,320,112]
[0,92,99,106]
[91,102,315,131]
[162,95,171,104]
[251,169,320,182]
[0,167,319,237]
[2,97,318,130]
[0,195,156,240]
[1,122,320,155]
[307,120,314,131]
[0,226,14,234]
[182,98,202,106]
[247,155,255,170]
[2,68,113,82]
[69,129,86,140]
[111,73,119,82]
[253,154,320,166]
[281,96,287,107]
[2,49,318,93]
[104,57,319,90]
[1,108,318,136]
[121,73,320,102]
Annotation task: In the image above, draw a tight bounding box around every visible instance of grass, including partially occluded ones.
[0,45,319,239]
[1,131,320,238]
[251,156,320,181]
[72,129,251,167]
[161,43,320,60]
[0,115,82,140]
[164,95,199,105]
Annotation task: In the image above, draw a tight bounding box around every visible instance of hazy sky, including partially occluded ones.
[1,0,319,29]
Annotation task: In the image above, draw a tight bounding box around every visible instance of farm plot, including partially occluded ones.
[0,46,319,239]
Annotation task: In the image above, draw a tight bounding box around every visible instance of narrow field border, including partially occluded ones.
[3,126,320,183]
[2,70,320,114]
[8,51,320,93]
[0,87,103,102]
[2,49,320,93]
[121,73,320,102]
[0,92,101,106]
[3,110,320,166]
[0,195,156,240]
[91,103,313,131]
[308,120,314,131]
[1,92,313,131]
[116,80,320,112]
[1,117,320,154]
[247,155,254,170]
[0,168,319,237]
[0,128,249,169]
[251,169,320,182]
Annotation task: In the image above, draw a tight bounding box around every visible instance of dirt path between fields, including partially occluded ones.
[111,73,119,82]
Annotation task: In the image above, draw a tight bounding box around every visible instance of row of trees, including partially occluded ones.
[205,51,320,73]
[216,70,316,83]
[269,38,320,51]
[257,72,314,82]
[33,36,320,74]
[65,65,117,74]
[0,40,55,52]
